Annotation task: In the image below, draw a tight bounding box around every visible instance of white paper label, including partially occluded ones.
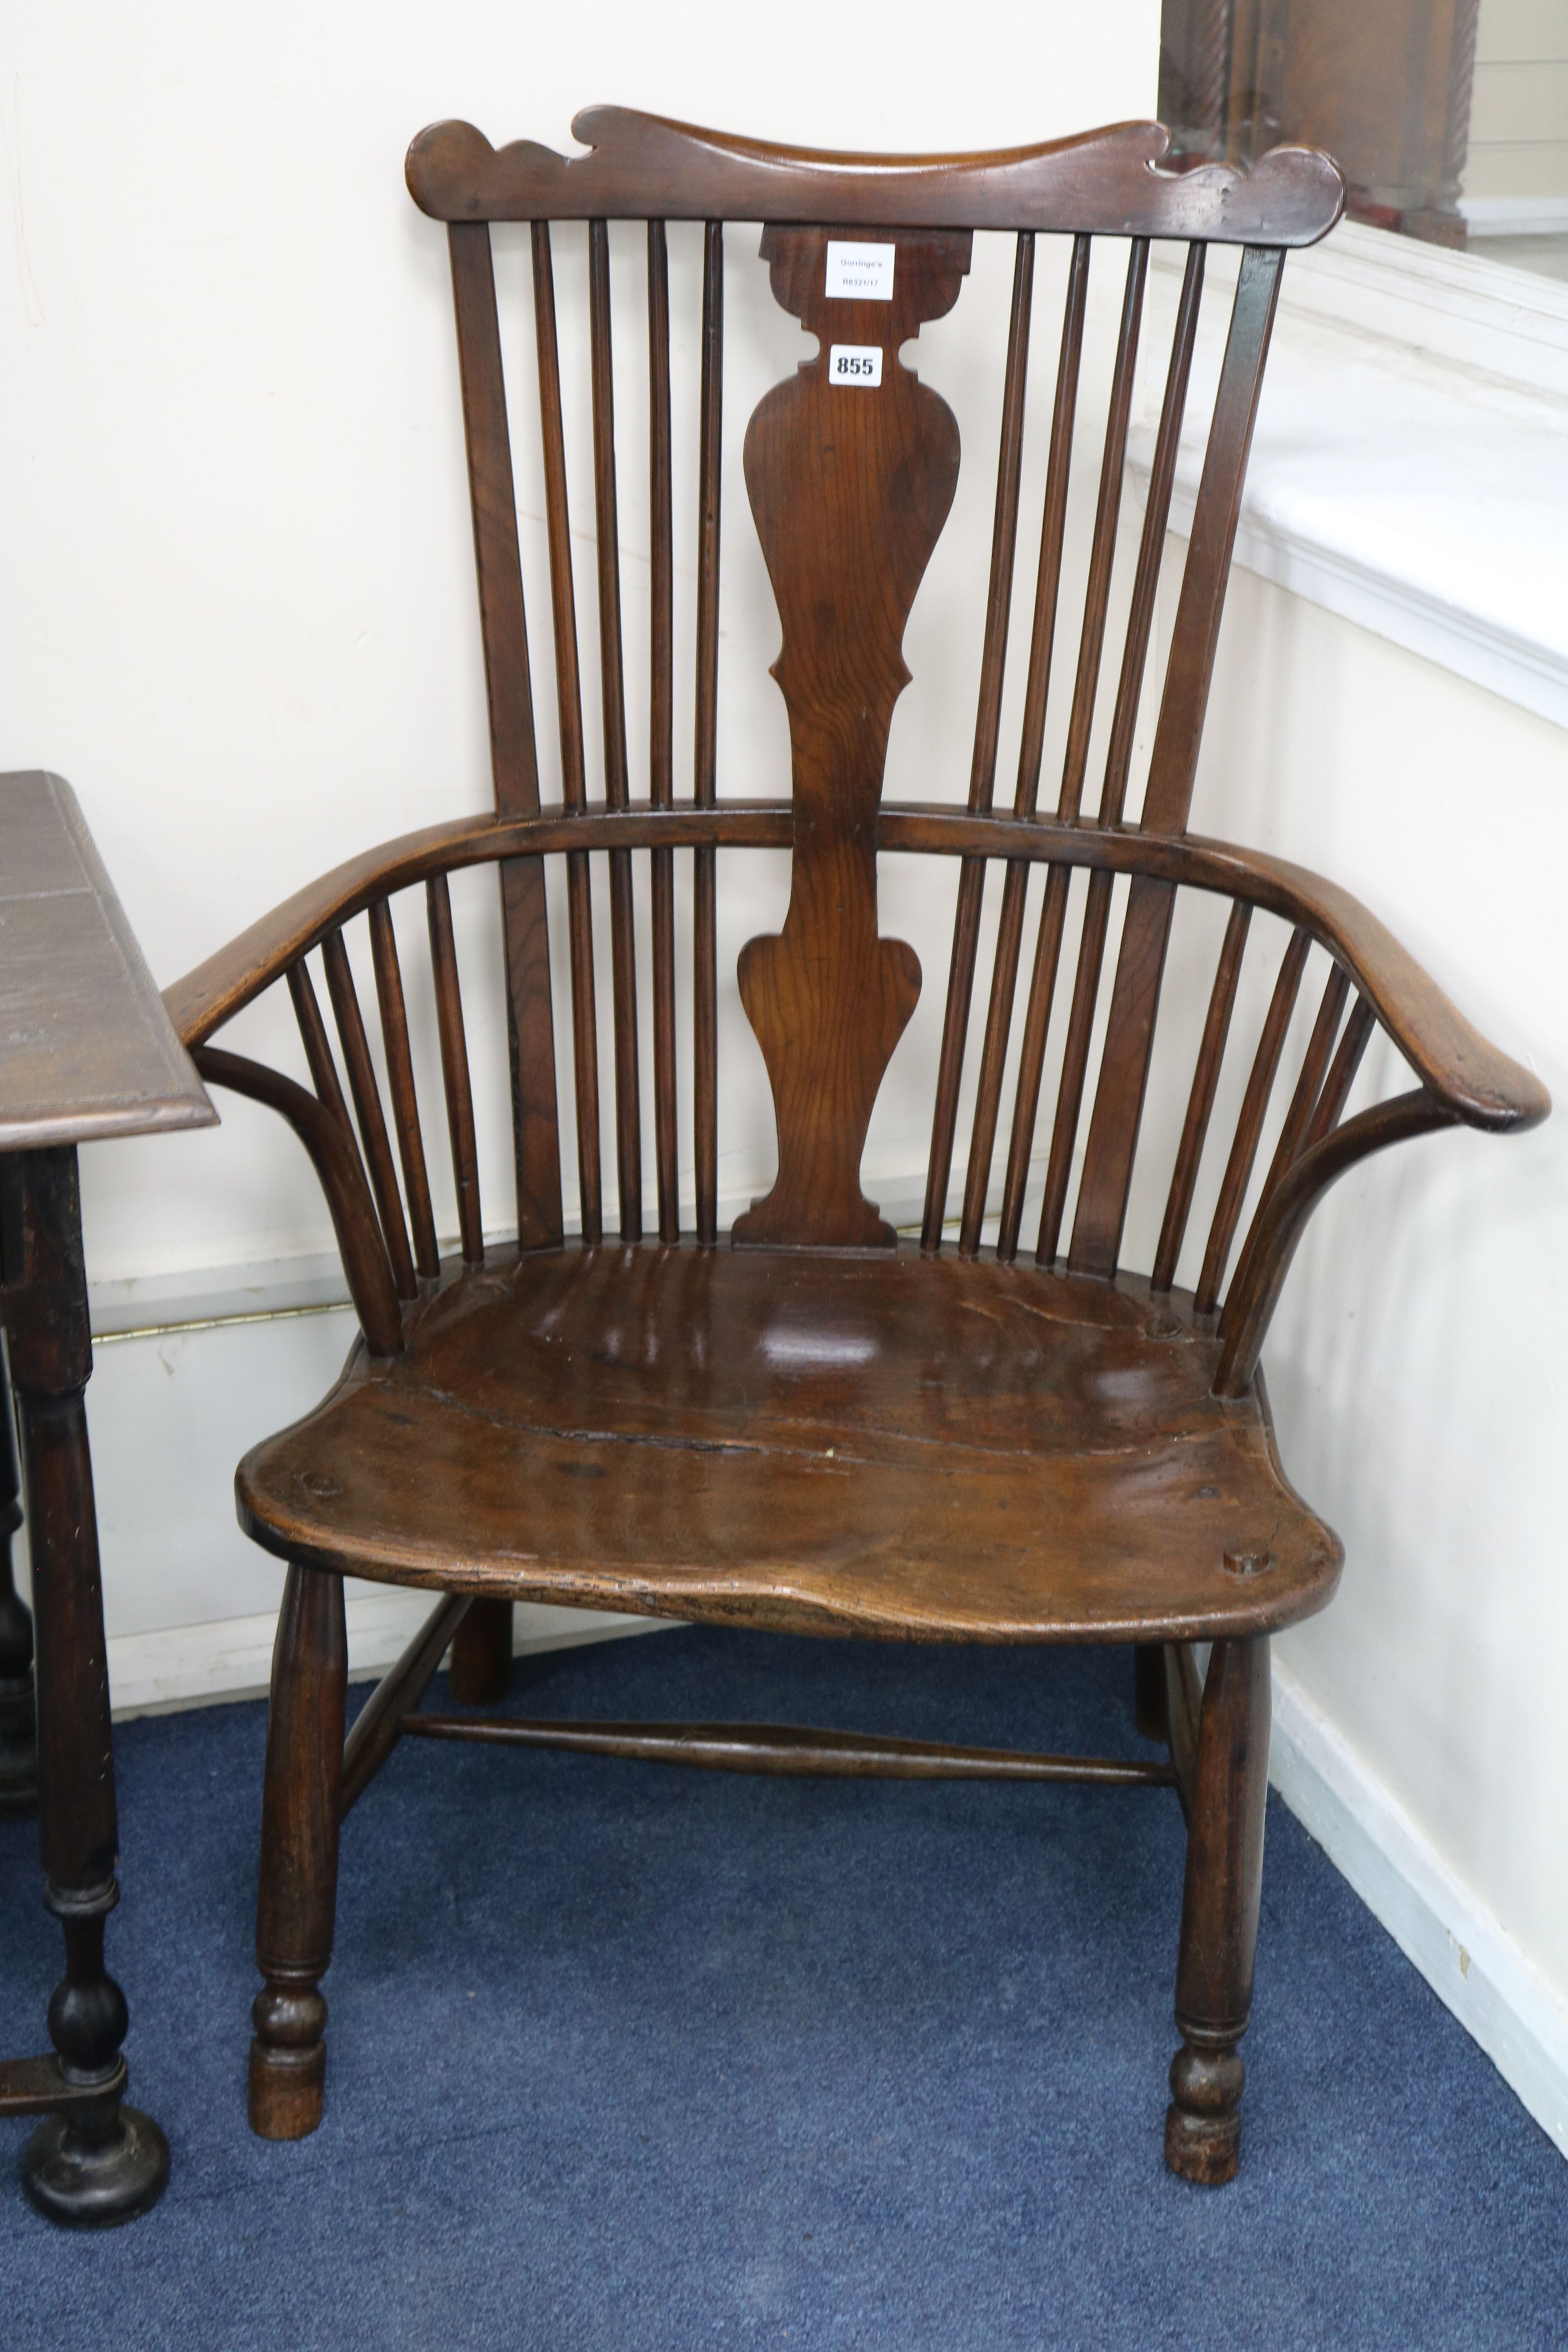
[828,344,883,387]
[825,240,895,300]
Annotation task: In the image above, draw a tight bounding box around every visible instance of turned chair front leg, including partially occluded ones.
[249,1562,347,2140]
[1165,1634,1271,2185]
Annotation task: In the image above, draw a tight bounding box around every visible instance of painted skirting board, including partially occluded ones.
[107,1593,667,1719]
[104,1594,1568,2166]
[1270,1661,1568,2161]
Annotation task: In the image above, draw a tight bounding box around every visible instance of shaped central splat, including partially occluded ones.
[735,224,971,1247]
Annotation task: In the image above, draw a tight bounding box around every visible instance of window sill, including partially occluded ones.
[1132,222,1568,731]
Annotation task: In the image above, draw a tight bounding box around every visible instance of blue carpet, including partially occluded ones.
[0,1627,1564,2348]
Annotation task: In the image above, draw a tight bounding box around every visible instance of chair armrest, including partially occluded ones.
[162,812,504,1046]
[162,799,798,1048]
[873,808,1547,1130]
[1207,839,1549,1134]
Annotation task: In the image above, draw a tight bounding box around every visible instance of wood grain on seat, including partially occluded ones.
[237,1245,1339,1643]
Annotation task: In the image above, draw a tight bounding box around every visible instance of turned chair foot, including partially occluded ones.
[250,1564,346,2142]
[249,1981,329,2139]
[1164,2037,1245,2184]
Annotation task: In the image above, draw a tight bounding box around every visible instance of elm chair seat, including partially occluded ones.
[239,1245,1339,1643]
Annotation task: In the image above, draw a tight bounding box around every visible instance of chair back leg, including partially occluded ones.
[448,1598,514,1706]
[250,1563,347,2141]
[1132,1642,1169,1745]
[1165,1634,1271,2184]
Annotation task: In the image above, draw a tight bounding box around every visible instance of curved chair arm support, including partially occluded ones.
[193,1046,406,1357]
[164,801,1549,1134]
[162,804,795,1048]
[167,813,507,1047]
[878,810,1550,1134]
[1199,841,1549,1135]
[1212,1088,1459,1399]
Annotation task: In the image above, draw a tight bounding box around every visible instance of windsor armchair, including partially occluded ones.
[164,110,1547,2185]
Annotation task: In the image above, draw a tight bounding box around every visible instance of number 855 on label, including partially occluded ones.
[828,344,883,388]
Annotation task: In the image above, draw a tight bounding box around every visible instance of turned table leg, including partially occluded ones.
[250,1561,347,2140]
[1165,1634,1271,2186]
[0,1340,37,1817]
[1,1148,170,2225]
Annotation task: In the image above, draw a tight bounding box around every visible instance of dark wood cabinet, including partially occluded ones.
[1161,0,1481,242]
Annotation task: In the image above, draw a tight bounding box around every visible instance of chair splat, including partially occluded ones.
[735,225,970,1248]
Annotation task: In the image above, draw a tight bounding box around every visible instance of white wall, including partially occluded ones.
[1190,577,1568,1996]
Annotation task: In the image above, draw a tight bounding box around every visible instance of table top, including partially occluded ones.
[0,771,215,1151]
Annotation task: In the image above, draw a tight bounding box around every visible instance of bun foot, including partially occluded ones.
[23,2099,170,2228]
[1164,2101,1240,2184]
[1164,2039,1243,2184]
[248,1984,327,2139]
[248,2040,324,2140]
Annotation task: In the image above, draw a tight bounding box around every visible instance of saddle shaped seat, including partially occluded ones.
[239,1244,1340,1644]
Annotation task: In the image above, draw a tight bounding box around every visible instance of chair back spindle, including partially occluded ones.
[692,220,724,1247]
[530,221,604,1242]
[1302,994,1376,1152]
[321,929,418,1299]
[426,874,486,1264]
[368,900,442,1279]
[1151,898,1251,1295]
[1259,962,1352,1209]
[588,222,644,1242]
[923,230,1037,1251]
[446,220,564,1250]
[646,220,681,1244]
[1196,924,1311,1313]
[986,240,1093,1259]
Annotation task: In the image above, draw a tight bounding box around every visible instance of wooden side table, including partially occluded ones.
[0,1349,34,1818]
[0,771,215,2226]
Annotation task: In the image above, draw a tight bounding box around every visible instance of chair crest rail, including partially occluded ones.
[405,109,1344,245]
